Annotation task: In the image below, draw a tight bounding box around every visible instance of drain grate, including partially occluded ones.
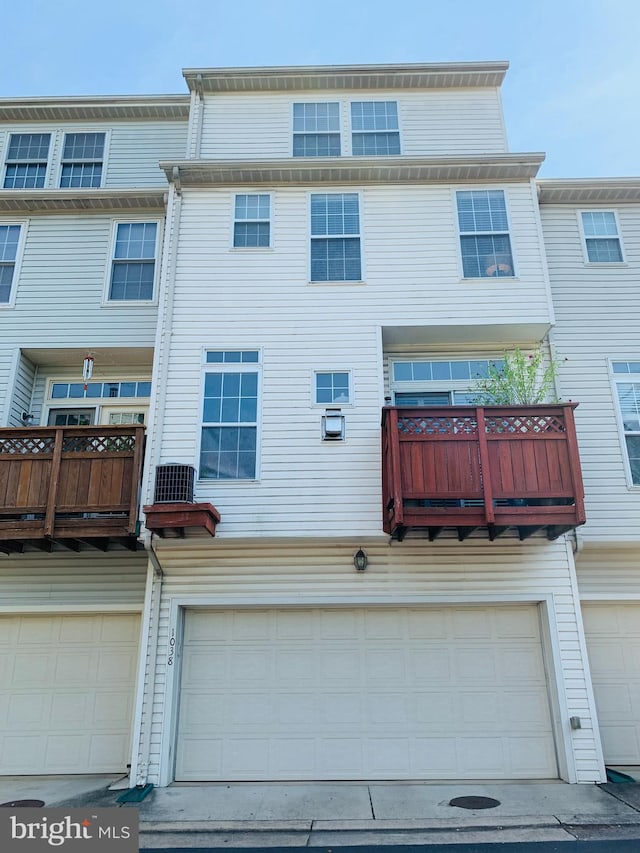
[0,799,45,808]
[449,795,500,810]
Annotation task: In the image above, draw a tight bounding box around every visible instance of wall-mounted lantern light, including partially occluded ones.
[353,548,368,571]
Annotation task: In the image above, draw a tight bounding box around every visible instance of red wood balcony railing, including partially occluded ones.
[0,425,145,552]
[382,404,586,541]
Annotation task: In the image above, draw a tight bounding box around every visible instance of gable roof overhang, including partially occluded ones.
[161,154,544,187]
[0,95,190,123]
[183,61,509,94]
[537,178,640,204]
[0,188,167,213]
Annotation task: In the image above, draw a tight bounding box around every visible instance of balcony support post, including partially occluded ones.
[43,429,64,538]
[387,407,404,534]
[475,407,495,524]
[563,404,586,525]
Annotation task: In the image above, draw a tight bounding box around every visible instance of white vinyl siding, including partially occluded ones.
[541,201,640,542]
[199,89,508,159]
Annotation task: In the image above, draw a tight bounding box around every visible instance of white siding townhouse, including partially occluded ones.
[0,61,637,789]
[0,95,189,774]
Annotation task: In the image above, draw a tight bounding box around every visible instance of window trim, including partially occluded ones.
[230,192,273,250]
[57,129,110,190]
[0,219,28,309]
[312,369,353,407]
[291,101,342,158]
[454,187,516,280]
[308,190,364,284]
[578,209,625,265]
[198,348,262,483]
[3,132,52,190]
[349,100,402,157]
[610,359,640,489]
[103,217,162,305]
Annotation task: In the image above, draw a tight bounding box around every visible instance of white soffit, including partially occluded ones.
[537,179,640,204]
[0,189,167,213]
[0,96,190,122]
[162,154,545,186]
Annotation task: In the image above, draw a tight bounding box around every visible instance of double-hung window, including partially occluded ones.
[60,132,105,188]
[581,211,623,262]
[108,222,158,301]
[0,224,21,303]
[456,190,514,278]
[233,194,270,247]
[293,103,340,157]
[200,350,260,480]
[612,361,640,485]
[310,193,361,281]
[351,101,400,155]
[4,133,51,189]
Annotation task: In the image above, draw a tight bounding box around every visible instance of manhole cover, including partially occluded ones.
[449,795,500,810]
[0,799,45,808]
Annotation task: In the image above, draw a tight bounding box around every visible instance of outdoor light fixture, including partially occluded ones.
[353,548,368,571]
[321,408,345,440]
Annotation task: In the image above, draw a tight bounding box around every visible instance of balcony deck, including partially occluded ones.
[0,425,145,553]
[382,404,586,541]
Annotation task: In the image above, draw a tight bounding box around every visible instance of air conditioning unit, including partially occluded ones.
[153,464,195,503]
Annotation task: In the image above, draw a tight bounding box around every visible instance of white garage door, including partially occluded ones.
[583,602,640,764]
[0,613,140,774]
[176,605,557,781]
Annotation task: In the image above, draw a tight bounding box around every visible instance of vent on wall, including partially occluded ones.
[153,464,195,503]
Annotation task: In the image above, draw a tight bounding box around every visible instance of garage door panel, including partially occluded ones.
[584,603,640,764]
[176,605,556,781]
[0,614,139,774]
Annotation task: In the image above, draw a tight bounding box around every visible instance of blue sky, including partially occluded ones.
[1,0,637,178]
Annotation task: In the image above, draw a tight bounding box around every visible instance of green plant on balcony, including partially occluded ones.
[471,347,559,406]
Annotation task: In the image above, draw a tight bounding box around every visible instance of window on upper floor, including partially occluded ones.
[310,193,361,282]
[456,190,514,278]
[3,133,51,189]
[293,102,340,157]
[580,211,624,263]
[233,193,271,247]
[108,221,158,301]
[60,132,105,188]
[0,224,22,304]
[200,350,260,480]
[351,101,400,155]
[315,371,350,404]
[612,361,640,485]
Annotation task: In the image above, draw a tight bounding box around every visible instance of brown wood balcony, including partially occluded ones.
[382,404,586,542]
[0,425,145,553]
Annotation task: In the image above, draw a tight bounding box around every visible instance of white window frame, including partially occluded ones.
[198,349,262,483]
[0,219,27,309]
[292,101,341,158]
[312,369,353,406]
[231,192,272,249]
[3,132,52,190]
[308,191,363,284]
[57,130,109,189]
[350,100,402,156]
[578,210,625,264]
[455,188,516,280]
[103,218,161,305]
[389,356,504,404]
[610,360,640,488]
